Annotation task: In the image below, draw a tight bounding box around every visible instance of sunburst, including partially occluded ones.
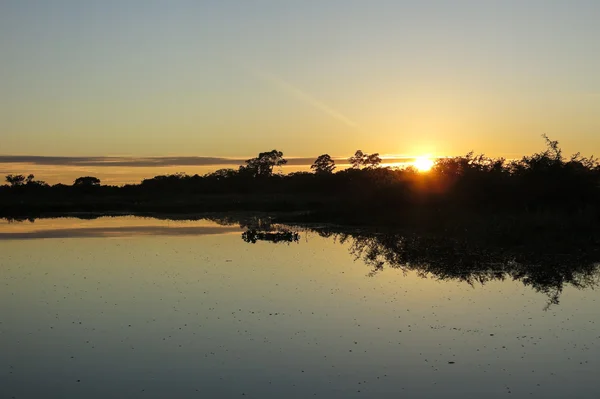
[413,156,434,172]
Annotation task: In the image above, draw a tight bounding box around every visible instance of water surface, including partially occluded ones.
[1,216,599,398]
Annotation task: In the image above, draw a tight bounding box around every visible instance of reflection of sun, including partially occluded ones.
[413,156,434,172]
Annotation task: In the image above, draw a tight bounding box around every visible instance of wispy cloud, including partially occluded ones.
[0,155,417,168]
[241,61,359,129]
[0,155,317,167]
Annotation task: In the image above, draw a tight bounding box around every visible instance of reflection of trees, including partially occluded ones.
[5,216,36,223]
[242,229,299,244]
[4,214,599,308]
[228,221,600,307]
[319,229,600,309]
[208,214,300,244]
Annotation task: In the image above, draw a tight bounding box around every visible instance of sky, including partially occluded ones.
[1,0,599,183]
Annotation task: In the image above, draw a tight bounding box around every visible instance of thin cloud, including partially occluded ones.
[242,62,359,129]
[0,155,316,167]
[0,155,417,168]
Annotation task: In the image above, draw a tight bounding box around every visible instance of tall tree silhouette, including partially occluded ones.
[364,153,382,169]
[348,150,366,169]
[348,150,381,169]
[311,154,336,175]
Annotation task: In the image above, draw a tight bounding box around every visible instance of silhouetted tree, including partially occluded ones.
[348,150,381,169]
[311,154,336,175]
[26,174,47,187]
[349,150,366,169]
[431,152,477,177]
[241,150,287,177]
[542,133,563,162]
[74,176,101,186]
[206,168,237,180]
[6,175,26,187]
[364,153,382,169]
[4,174,47,189]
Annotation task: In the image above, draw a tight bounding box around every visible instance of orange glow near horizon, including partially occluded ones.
[413,156,435,172]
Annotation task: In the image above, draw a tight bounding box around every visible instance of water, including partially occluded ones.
[1,216,599,398]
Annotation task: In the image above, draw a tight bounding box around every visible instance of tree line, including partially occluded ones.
[2,148,382,188]
[1,136,599,221]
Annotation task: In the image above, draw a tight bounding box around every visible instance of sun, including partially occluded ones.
[413,156,434,172]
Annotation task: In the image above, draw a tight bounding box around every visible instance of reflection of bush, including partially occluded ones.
[242,229,299,244]
[4,213,598,308]
[212,215,301,244]
[317,228,600,309]
[224,213,600,308]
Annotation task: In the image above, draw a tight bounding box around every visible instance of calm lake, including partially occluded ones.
[1,216,599,398]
